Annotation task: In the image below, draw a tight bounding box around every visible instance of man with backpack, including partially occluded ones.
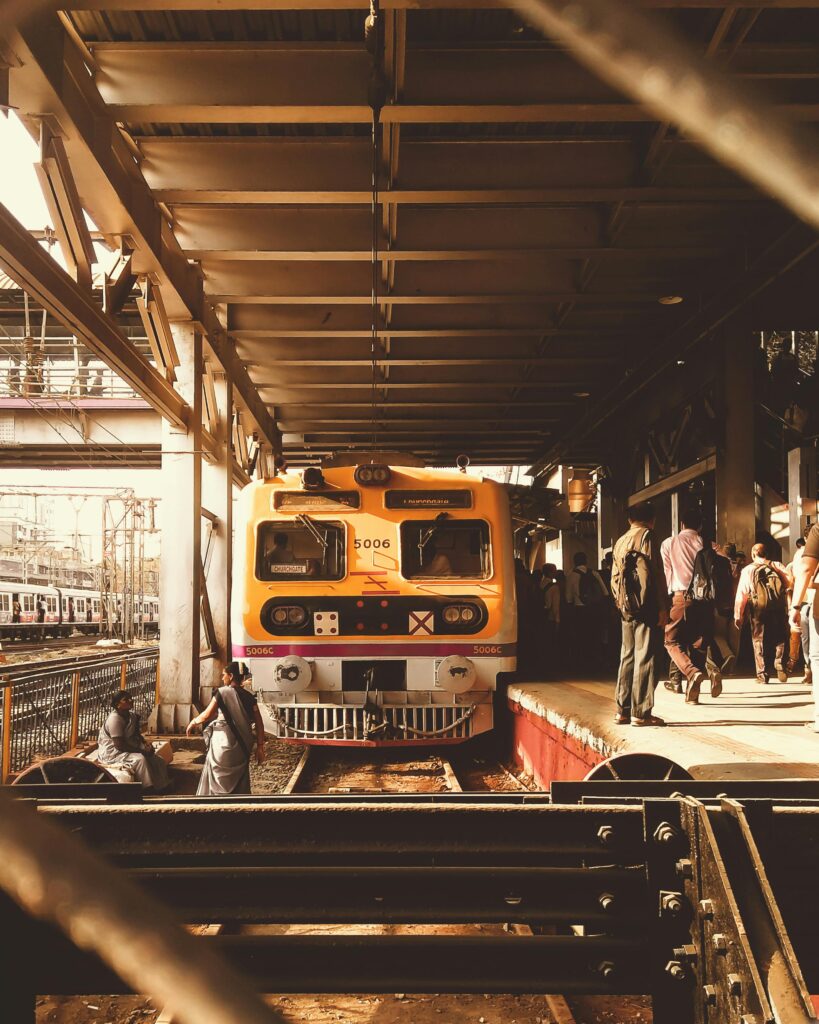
[734,542,793,684]
[662,509,732,704]
[611,501,670,727]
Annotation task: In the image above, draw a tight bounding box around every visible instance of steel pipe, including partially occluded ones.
[504,0,819,231]
[0,788,283,1024]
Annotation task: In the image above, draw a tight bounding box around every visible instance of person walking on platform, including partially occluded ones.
[735,542,792,684]
[540,562,562,670]
[565,551,608,669]
[97,691,170,791]
[186,662,266,795]
[661,508,721,705]
[611,501,670,727]
[787,535,813,679]
[789,523,819,731]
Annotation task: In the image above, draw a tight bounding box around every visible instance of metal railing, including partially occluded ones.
[0,648,159,781]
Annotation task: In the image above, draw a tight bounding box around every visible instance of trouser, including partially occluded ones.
[789,629,802,670]
[616,618,663,719]
[808,613,819,727]
[665,593,709,683]
[750,616,787,681]
[801,608,812,679]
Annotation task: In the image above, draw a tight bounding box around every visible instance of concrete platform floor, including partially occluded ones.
[507,675,818,780]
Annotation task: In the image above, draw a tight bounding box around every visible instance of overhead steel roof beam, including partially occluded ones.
[187,247,726,261]
[58,1,819,12]
[157,188,758,205]
[218,292,674,304]
[5,15,279,451]
[0,202,189,431]
[529,221,819,476]
[505,0,819,232]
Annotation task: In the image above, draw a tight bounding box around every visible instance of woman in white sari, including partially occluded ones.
[186,663,266,795]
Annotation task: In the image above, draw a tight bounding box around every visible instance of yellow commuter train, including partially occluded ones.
[232,456,517,745]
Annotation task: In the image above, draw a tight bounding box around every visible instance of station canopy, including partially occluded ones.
[2,2,819,472]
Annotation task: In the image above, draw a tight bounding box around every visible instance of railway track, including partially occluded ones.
[2,633,102,655]
[282,744,530,795]
[3,644,159,680]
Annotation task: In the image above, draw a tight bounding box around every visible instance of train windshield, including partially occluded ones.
[400,519,490,579]
[256,520,345,581]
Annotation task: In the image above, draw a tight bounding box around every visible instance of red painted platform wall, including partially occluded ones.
[508,698,604,789]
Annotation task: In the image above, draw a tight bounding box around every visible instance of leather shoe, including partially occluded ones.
[685,672,704,704]
[631,715,666,727]
[709,669,723,698]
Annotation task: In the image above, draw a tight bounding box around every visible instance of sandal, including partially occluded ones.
[631,715,666,727]
[614,713,630,725]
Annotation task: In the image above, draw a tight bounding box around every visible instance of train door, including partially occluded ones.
[21,593,35,622]
[0,592,10,625]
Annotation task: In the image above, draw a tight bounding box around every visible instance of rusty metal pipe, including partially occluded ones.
[0,788,284,1024]
[504,0,819,232]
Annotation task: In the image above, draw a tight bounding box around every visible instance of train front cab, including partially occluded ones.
[232,465,517,745]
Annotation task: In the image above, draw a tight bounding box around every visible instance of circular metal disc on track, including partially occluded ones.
[13,756,118,786]
[584,752,692,782]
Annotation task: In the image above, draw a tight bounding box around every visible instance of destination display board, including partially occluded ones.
[273,491,361,511]
[385,490,473,509]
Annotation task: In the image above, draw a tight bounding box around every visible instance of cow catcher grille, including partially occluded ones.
[266,701,478,743]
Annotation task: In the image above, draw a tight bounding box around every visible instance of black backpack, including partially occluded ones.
[615,531,658,624]
[687,546,734,614]
[575,568,604,606]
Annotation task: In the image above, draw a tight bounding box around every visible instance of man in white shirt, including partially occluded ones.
[735,542,793,684]
[789,523,819,730]
[788,535,815,685]
[661,507,713,704]
[564,550,608,669]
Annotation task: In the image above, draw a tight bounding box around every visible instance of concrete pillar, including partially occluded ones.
[200,370,233,700]
[788,445,817,550]
[715,330,756,554]
[158,323,202,731]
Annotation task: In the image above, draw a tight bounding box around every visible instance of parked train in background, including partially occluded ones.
[232,455,517,746]
[0,581,159,640]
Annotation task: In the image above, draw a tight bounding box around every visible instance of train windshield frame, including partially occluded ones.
[399,518,491,580]
[256,519,346,582]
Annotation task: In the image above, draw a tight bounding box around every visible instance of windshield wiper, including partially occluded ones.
[296,513,329,555]
[418,511,449,562]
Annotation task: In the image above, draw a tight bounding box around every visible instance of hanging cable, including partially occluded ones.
[370,107,379,451]
[365,0,386,453]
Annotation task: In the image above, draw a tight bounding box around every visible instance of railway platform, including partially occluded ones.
[508,676,819,789]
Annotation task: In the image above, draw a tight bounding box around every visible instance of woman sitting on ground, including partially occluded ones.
[97,690,170,791]
[186,662,266,796]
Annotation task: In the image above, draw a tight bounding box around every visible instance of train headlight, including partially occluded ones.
[288,605,307,626]
[354,463,391,486]
[442,603,479,626]
[274,655,312,695]
[268,604,308,631]
[301,467,325,490]
[436,655,477,694]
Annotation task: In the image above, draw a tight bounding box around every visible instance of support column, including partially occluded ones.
[715,331,756,554]
[788,444,817,548]
[200,370,233,700]
[158,323,202,732]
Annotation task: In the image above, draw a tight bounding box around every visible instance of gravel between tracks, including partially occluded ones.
[250,737,308,793]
